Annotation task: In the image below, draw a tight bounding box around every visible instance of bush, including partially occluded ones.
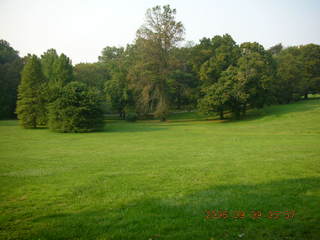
[48,82,104,132]
[125,112,138,122]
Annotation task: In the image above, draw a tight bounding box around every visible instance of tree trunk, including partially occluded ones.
[242,105,247,116]
[219,110,224,120]
[160,117,166,122]
[233,107,241,120]
[304,93,308,99]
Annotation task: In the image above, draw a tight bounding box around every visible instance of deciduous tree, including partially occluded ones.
[129,5,184,121]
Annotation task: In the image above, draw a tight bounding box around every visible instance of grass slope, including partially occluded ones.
[0,99,320,240]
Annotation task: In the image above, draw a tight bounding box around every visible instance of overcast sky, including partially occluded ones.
[1,0,320,64]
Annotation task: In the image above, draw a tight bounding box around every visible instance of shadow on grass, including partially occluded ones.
[27,177,319,240]
[101,122,168,133]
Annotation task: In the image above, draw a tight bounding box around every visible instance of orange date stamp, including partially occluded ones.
[205,210,295,220]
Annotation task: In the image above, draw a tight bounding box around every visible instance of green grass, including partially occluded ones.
[0,99,320,240]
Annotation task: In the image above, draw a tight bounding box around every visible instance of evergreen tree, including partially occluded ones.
[41,49,59,82]
[16,55,45,128]
[48,82,104,132]
[48,53,73,103]
[0,39,23,119]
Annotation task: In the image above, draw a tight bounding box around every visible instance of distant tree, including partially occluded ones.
[169,46,199,110]
[48,82,104,132]
[199,34,240,86]
[105,76,130,119]
[129,5,184,121]
[98,46,124,65]
[199,42,275,119]
[274,46,305,103]
[99,45,133,118]
[268,43,283,56]
[16,55,45,128]
[0,40,23,119]
[74,62,109,93]
[199,66,248,119]
[300,44,320,98]
[237,42,276,110]
[190,37,214,75]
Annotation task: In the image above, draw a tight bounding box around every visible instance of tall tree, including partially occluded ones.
[300,44,320,98]
[0,40,23,119]
[41,49,59,82]
[129,5,184,121]
[196,34,240,118]
[199,42,275,119]
[199,34,240,86]
[99,45,133,118]
[48,53,73,102]
[16,55,45,128]
[236,42,276,110]
[38,49,59,124]
[169,46,199,110]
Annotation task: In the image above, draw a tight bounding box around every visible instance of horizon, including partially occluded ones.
[1,0,320,64]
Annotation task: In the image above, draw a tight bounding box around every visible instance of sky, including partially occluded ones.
[1,0,320,64]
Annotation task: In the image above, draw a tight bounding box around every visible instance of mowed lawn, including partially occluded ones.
[0,99,320,240]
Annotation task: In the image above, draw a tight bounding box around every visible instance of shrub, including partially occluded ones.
[125,112,138,122]
[48,82,104,132]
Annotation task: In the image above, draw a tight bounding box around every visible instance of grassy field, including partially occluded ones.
[0,99,320,240]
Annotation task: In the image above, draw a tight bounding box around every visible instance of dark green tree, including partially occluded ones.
[0,40,23,119]
[274,46,304,103]
[47,53,73,103]
[74,62,109,92]
[199,42,275,119]
[99,45,133,118]
[48,82,104,132]
[199,66,248,119]
[300,44,320,98]
[237,42,276,110]
[199,34,240,86]
[16,55,45,128]
[169,46,199,110]
[197,34,240,118]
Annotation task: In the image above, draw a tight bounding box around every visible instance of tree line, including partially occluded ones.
[0,5,319,132]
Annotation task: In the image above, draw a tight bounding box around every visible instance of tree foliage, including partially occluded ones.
[0,40,23,119]
[99,45,133,118]
[199,41,275,119]
[2,5,320,128]
[48,82,104,132]
[16,55,45,128]
[74,62,109,93]
[129,5,184,121]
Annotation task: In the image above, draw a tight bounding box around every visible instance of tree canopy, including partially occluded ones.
[1,5,320,130]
